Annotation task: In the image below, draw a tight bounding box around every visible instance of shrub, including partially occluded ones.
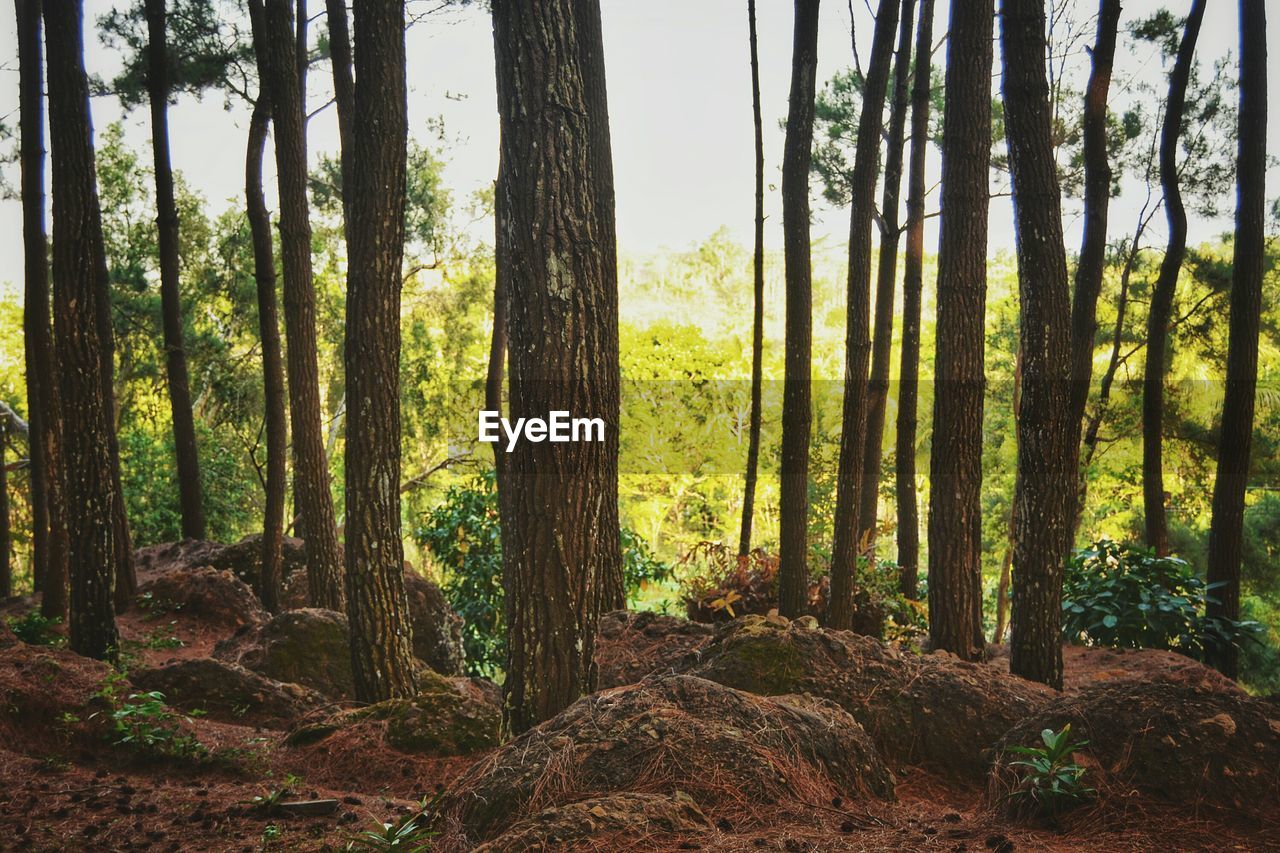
[91,677,206,759]
[1001,724,1095,819]
[6,611,65,647]
[680,542,788,622]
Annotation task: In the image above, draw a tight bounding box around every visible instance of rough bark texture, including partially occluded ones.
[895,0,933,600]
[492,0,621,734]
[485,237,506,491]
[44,0,123,661]
[857,0,916,561]
[927,0,991,659]
[1143,0,1205,557]
[778,0,820,618]
[258,0,345,610]
[324,0,354,235]
[343,0,418,703]
[828,0,900,631]
[17,0,68,619]
[145,0,206,541]
[0,427,8,598]
[1002,0,1079,691]
[738,0,765,558]
[1205,0,1266,680]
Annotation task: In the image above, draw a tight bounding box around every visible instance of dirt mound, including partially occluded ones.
[595,609,713,689]
[0,639,117,755]
[678,614,1055,778]
[991,682,1280,819]
[216,608,353,699]
[443,673,894,844]
[472,792,711,851]
[134,536,308,593]
[130,658,325,729]
[136,566,266,633]
[1060,645,1240,694]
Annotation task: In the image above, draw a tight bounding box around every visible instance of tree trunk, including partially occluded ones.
[927,0,992,660]
[256,0,345,611]
[492,0,621,734]
[44,0,125,661]
[778,0,821,618]
[857,0,916,564]
[0,426,8,599]
[993,346,1022,644]
[1143,0,1205,557]
[1002,0,1079,690]
[343,0,418,703]
[325,0,353,237]
[828,0,900,630]
[895,0,934,600]
[1205,0,1266,680]
[738,0,765,559]
[145,0,206,541]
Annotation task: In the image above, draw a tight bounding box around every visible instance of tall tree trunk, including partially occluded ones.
[927,0,992,659]
[44,0,125,661]
[1205,0,1266,680]
[828,0,900,630]
[1002,0,1079,690]
[738,0,765,559]
[343,0,417,703]
[17,0,68,619]
[0,425,8,599]
[778,0,821,618]
[857,0,916,563]
[895,0,934,600]
[145,0,206,541]
[1143,0,1205,557]
[324,0,353,236]
[257,0,345,611]
[492,0,621,734]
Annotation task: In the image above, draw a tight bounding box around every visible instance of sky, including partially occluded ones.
[1,0,1279,293]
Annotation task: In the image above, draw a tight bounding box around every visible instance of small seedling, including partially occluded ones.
[345,793,443,851]
[1003,724,1095,818]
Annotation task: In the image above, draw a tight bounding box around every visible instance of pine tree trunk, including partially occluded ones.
[1143,0,1205,557]
[778,0,821,618]
[343,0,418,703]
[324,0,353,236]
[492,0,621,734]
[1002,0,1079,690]
[44,0,125,661]
[927,0,992,659]
[738,0,765,559]
[829,0,900,630]
[486,231,506,491]
[0,426,9,599]
[857,0,916,564]
[1205,0,1266,680]
[256,0,345,611]
[145,0,206,541]
[895,0,934,600]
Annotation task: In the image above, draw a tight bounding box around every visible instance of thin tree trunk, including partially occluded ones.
[0,426,8,599]
[738,0,765,559]
[895,0,934,600]
[257,0,345,611]
[927,0,992,660]
[993,346,1022,645]
[778,0,821,618]
[44,0,124,661]
[829,0,900,630]
[325,0,353,237]
[1143,0,1205,557]
[343,0,417,703]
[857,0,916,563]
[1205,0,1266,680]
[492,0,621,734]
[1002,0,1079,690]
[145,0,206,541]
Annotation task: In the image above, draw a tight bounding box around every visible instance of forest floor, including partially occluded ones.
[0,541,1277,851]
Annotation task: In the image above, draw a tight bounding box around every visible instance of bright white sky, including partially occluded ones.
[1,0,1278,292]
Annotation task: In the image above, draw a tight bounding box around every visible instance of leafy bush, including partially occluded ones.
[1002,724,1095,818]
[680,542,787,622]
[91,677,206,759]
[6,611,65,646]
[1062,539,1260,659]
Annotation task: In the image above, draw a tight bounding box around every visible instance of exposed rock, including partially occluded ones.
[443,673,894,844]
[472,792,711,851]
[596,609,714,689]
[135,536,308,593]
[216,608,353,699]
[136,566,266,632]
[130,658,325,729]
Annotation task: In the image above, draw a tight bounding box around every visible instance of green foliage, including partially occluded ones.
[6,611,66,647]
[345,794,443,851]
[1062,540,1260,660]
[95,690,207,759]
[1003,725,1095,818]
[620,526,675,603]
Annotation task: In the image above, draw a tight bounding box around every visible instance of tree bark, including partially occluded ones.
[44,0,125,661]
[927,0,991,660]
[1002,0,1079,690]
[895,0,934,600]
[828,0,900,630]
[343,0,418,703]
[324,0,353,238]
[1143,0,1205,557]
[485,195,507,493]
[1205,0,1266,680]
[0,425,8,599]
[256,0,345,610]
[738,0,765,559]
[778,0,821,618]
[857,0,916,564]
[492,0,621,734]
[145,0,206,541]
